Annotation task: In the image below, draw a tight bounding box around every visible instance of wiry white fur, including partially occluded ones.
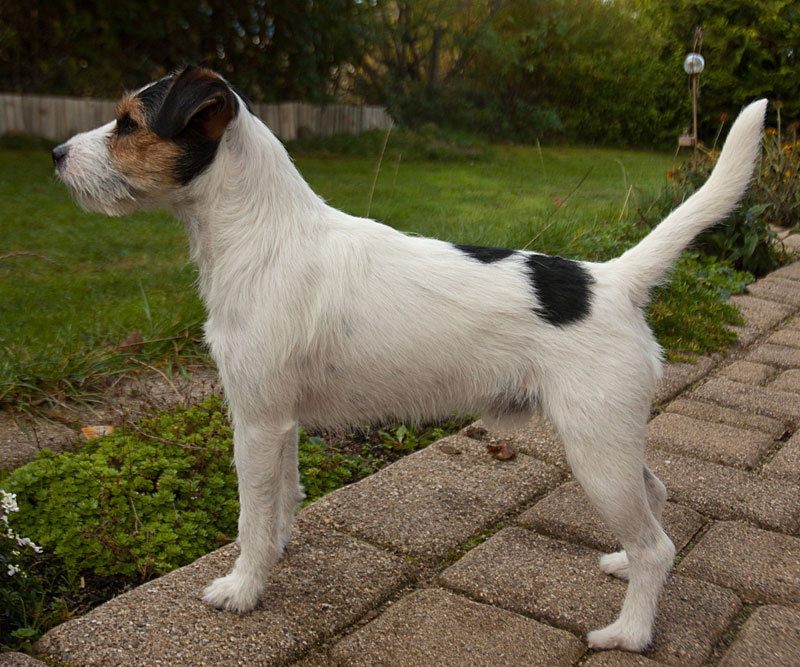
[53,82,766,653]
[53,121,138,216]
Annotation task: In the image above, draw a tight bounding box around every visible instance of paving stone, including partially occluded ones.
[769,368,800,393]
[653,357,717,405]
[303,435,565,557]
[718,605,800,667]
[689,377,800,427]
[439,528,740,666]
[646,412,775,469]
[726,294,793,331]
[769,259,800,281]
[646,449,800,533]
[517,480,704,554]
[0,655,48,666]
[717,360,777,384]
[762,430,800,482]
[747,277,800,307]
[725,325,760,348]
[678,521,800,606]
[663,398,786,438]
[747,343,800,368]
[717,360,776,384]
[583,652,669,666]
[465,414,568,470]
[34,519,412,666]
[328,588,585,666]
[766,326,800,348]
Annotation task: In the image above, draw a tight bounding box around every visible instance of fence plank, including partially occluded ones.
[0,93,391,142]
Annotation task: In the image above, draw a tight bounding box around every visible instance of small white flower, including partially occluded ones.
[1,490,19,514]
[7,563,20,576]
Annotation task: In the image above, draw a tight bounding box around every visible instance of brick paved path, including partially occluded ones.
[18,262,800,666]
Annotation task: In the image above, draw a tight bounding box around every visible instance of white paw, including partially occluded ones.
[587,620,650,652]
[599,550,630,580]
[202,572,261,613]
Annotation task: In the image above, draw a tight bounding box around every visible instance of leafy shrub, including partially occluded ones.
[752,119,800,230]
[658,118,793,277]
[697,203,782,278]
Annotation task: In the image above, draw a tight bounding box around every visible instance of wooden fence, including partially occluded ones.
[0,93,392,142]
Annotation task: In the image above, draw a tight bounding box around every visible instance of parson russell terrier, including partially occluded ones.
[52,66,766,651]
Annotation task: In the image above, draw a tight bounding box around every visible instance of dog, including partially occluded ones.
[52,66,766,651]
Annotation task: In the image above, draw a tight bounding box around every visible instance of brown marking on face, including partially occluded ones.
[110,94,182,194]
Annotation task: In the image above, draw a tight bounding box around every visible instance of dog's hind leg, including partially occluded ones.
[599,463,668,581]
[549,405,675,652]
[278,424,305,550]
[203,416,298,612]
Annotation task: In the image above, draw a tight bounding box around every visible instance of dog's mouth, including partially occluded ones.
[53,150,140,217]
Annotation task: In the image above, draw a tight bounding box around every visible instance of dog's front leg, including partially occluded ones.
[203,417,299,612]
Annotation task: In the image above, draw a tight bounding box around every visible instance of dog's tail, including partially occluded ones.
[610,98,767,308]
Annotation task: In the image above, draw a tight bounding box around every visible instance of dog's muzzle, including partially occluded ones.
[52,143,69,169]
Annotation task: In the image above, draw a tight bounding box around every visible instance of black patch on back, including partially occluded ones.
[524,254,593,326]
[454,244,516,263]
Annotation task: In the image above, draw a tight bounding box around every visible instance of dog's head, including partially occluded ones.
[53,66,239,215]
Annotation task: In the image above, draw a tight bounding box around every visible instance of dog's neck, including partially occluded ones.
[174,109,327,301]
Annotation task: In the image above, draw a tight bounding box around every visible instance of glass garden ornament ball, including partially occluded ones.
[683,53,705,75]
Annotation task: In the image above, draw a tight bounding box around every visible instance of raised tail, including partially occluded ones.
[610,98,767,307]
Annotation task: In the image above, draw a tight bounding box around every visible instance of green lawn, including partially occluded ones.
[297,144,670,253]
[3,137,736,409]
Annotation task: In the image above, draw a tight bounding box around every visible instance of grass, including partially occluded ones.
[0,144,205,410]
[294,139,671,253]
[1,130,745,413]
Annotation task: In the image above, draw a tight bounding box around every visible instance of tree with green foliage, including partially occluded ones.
[0,0,375,102]
[635,0,800,131]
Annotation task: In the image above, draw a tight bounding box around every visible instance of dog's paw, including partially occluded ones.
[599,550,630,580]
[587,620,650,652]
[202,573,261,613]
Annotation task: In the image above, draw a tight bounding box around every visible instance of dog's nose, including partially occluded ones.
[52,143,69,167]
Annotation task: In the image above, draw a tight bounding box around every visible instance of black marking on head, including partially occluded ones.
[136,77,174,123]
[454,244,516,263]
[524,253,593,326]
[116,113,139,136]
[148,66,239,185]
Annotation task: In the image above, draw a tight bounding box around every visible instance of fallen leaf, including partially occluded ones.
[119,330,144,353]
[486,441,516,460]
[463,425,488,441]
[81,425,115,440]
[439,443,462,455]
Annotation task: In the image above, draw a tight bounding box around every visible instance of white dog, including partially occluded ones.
[52,66,766,651]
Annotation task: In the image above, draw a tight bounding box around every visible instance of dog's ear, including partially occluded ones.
[152,66,238,141]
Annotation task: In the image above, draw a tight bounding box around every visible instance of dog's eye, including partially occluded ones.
[117,115,139,136]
